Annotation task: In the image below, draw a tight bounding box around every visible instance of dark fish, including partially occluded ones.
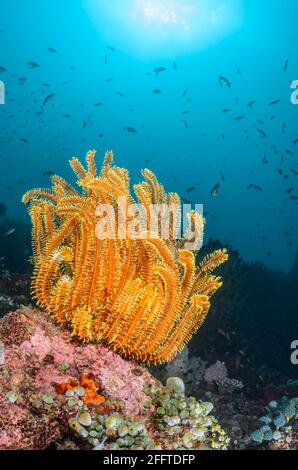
[291,169,298,176]
[182,198,191,204]
[257,128,267,138]
[284,59,288,72]
[116,92,125,98]
[236,67,242,75]
[153,66,166,75]
[98,134,104,138]
[248,100,256,108]
[93,102,103,106]
[172,62,178,71]
[182,88,188,97]
[106,77,114,82]
[106,45,116,52]
[285,187,295,193]
[186,186,195,193]
[41,83,50,87]
[124,126,138,133]
[153,89,161,94]
[181,110,189,115]
[211,182,220,197]
[0,66,7,73]
[276,168,283,176]
[220,172,225,181]
[104,54,107,64]
[43,170,54,176]
[63,114,71,118]
[181,120,189,128]
[27,61,40,68]
[290,196,298,200]
[254,185,263,192]
[234,116,245,121]
[247,184,254,189]
[219,75,232,88]
[43,93,56,106]
[268,99,280,106]
[20,138,28,143]
[293,137,298,145]
[285,149,294,156]
[222,109,231,113]
[48,47,57,53]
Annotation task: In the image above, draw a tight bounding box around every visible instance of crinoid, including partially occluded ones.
[22,150,228,363]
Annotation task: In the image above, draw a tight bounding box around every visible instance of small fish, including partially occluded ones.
[290,196,298,200]
[247,100,256,108]
[104,54,108,64]
[186,186,195,193]
[222,109,232,113]
[124,126,138,133]
[236,67,242,75]
[211,182,220,197]
[181,110,189,115]
[291,169,298,176]
[257,128,267,138]
[116,91,125,98]
[181,120,189,128]
[247,184,254,189]
[106,45,116,52]
[285,149,294,156]
[182,198,191,204]
[268,99,280,106]
[153,89,161,94]
[293,137,298,145]
[153,66,166,75]
[172,62,178,71]
[27,61,40,68]
[4,228,15,237]
[254,185,263,192]
[0,66,7,73]
[63,114,71,118]
[106,77,114,82]
[43,93,56,106]
[285,187,295,193]
[284,59,288,72]
[182,88,188,97]
[48,47,57,53]
[234,116,245,121]
[43,170,54,176]
[20,138,28,143]
[219,75,232,88]
[93,102,103,106]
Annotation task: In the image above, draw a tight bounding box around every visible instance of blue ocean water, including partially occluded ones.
[0,0,297,272]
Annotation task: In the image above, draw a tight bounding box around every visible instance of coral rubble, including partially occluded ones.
[0,308,229,450]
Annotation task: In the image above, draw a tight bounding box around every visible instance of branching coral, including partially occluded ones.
[22,150,228,363]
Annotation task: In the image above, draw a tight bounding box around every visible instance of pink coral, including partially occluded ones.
[0,307,157,449]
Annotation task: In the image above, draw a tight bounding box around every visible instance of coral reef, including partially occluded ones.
[0,308,229,450]
[22,150,228,363]
[250,397,298,447]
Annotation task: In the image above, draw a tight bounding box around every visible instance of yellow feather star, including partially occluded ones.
[22,150,228,363]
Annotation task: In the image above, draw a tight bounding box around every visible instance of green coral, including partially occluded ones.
[67,378,230,450]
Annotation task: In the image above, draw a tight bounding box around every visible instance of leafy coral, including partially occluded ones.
[22,150,228,363]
